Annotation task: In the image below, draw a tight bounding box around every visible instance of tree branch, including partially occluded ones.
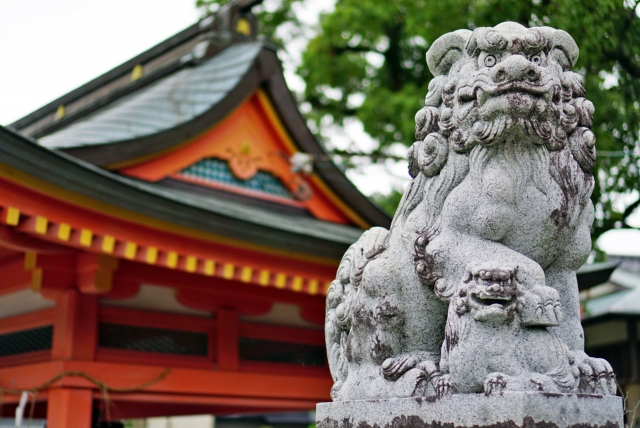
[331,46,382,55]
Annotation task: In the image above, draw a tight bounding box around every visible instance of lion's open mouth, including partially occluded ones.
[472,292,515,307]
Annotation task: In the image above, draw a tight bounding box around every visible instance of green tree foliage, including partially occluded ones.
[200,0,640,241]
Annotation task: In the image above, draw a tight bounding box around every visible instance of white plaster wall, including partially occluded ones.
[145,415,214,428]
[0,288,53,319]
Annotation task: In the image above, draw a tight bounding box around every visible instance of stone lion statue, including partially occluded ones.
[325,22,615,401]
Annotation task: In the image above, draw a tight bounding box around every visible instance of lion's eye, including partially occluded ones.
[531,54,541,65]
[484,55,496,67]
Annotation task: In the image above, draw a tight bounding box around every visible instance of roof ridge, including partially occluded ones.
[11,1,264,137]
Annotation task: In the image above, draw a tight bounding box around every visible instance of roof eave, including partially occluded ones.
[0,126,360,260]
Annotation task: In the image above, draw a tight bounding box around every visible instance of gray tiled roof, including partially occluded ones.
[39,43,262,149]
[582,266,640,320]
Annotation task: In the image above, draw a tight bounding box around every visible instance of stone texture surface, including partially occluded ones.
[317,393,623,428]
[324,22,617,403]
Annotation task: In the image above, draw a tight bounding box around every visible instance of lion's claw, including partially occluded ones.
[436,374,452,397]
[484,372,508,394]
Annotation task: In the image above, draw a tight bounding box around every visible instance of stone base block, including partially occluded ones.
[316,393,623,428]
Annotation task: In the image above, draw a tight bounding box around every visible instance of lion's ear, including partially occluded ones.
[539,27,579,70]
[427,29,472,76]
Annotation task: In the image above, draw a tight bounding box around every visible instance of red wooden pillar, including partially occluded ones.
[51,288,98,360]
[47,288,98,428]
[47,388,93,428]
[216,308,239,370]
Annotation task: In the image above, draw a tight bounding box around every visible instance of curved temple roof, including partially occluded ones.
[10,4,391,230]
[40,43,263,148]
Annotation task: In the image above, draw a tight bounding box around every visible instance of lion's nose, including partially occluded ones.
[490,55,540,83]
[488,283,502,292]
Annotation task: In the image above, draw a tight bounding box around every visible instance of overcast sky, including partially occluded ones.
[0,0,637,255]
[0,0,199,124]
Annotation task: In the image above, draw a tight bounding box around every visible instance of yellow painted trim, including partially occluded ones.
[146,247,158,264]
[236,18,251,36]
[308,279,319,295]
[24,251,37,271]
[0,164,339,266]
[186,256,197,273]
[166,251,178,268]
[274,273,287,289]
[258,270,270,286]
[222,263,235,279]
[102,235,115,253]
[130,64,144,81]
[309,175,370,229]
[255,90,371,229]
[240,267,253,283]
[57,223,71,241]
[6,207,20,226]
[292,276,303,291]
[55,105,66,120]
[255,90,297,153]
[124,242,137,259]
[80,229,93,247]
[204,260,215,276]
[35,216,48,234]
[324,281,332,294]
[30,268,43,290]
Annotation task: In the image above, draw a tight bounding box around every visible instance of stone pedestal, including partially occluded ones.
[316,393,623,428]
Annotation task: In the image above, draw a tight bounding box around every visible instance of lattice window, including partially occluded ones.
[99,323,208,356]
[239,337,325,366]
[0,326,53,357]
[178,158,294,200]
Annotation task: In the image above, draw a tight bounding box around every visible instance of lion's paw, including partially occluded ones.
[381,353,418,381]
[484,372,508,394]
[518,285,562,327]
[575,353,616,395]
[360,227,389,259]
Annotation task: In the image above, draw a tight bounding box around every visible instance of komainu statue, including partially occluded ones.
[325,22,616,401]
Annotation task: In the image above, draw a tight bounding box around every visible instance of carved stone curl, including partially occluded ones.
[325,22,616,402]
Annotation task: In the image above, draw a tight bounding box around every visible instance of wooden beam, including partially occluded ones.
[0,254,31,294]
[25,252,77,293]
[95,391,318,419]
[239,322,324,345]
[0,225,68,254]
[77,253,118,294]
[0,308,54,335]
[0,360,332,402]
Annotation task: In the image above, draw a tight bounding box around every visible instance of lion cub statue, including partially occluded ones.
[325,22,616,401]
[437,262,595,395]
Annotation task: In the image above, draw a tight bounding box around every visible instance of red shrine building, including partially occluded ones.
[0,1,390,426]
